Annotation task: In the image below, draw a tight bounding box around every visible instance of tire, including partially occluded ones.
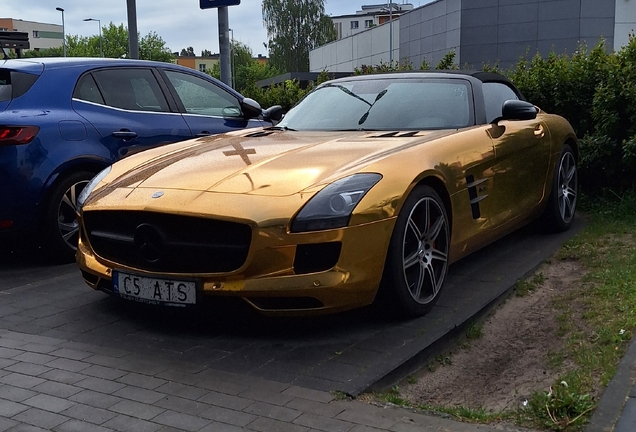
[41,171,94,263]
[377,185,450,318]
[542,144,577,232]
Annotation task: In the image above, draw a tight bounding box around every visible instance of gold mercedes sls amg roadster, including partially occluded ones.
[75,71,578,317]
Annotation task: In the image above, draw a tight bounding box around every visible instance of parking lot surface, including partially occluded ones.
[0,220,582,431]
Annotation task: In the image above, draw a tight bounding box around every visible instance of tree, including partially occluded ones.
[262,0,336,73]
[201,49,213,57]
[140,31,173,62]
[180,46,195,57]
[207,40,280,91]
[23,23,173,62]
[101,23,129,58]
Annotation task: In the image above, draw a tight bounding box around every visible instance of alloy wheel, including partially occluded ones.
[57,180,89,251]
[401,196,449,304]
[557,151,577,224]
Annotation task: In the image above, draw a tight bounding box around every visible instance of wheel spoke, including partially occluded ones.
[409,261,426,300]
[431,247,448,263]
[60,193,75,212]
[564,195,574,216]
[423,261,437,295]
[61,227,79,242]
[566,165,576,185]
[403,251,420,270]
[427,215,445,242]
[407,217,423,240]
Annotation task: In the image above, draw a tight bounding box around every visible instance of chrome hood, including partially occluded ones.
[104,129,454,197]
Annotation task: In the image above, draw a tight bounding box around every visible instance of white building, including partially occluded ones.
[0,18,63,51]
[312,0,636,73]
[330,3,413,40]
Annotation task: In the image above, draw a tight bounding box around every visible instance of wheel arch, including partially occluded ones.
[414,175,453,235]
[39,160,107,216]
[565,136,578,162]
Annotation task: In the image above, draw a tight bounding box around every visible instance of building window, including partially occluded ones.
[0,28,8,32]
[365,20,373,28]
[33,30,40,38]
[198,64,207,72]
[350,21,359,29]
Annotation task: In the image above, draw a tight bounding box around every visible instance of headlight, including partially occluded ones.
[77,165,112,211]
[291,173,382,233]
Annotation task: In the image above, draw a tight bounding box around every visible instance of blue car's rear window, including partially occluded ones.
[0,69,39,102]
[0,69,10,102]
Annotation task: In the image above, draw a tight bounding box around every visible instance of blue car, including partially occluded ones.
[0,57,271,261]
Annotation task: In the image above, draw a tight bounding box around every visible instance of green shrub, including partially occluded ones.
[508,35,636,194]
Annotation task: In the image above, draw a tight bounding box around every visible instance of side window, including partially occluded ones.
[482,82,519,123]
[164,70,241,118]
[74,74,104,105]
[92,68,170,112]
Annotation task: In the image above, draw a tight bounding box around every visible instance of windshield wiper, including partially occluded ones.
[358,89,388,125]
[324,84,372,107]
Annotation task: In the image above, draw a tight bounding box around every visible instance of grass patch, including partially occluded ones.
[466,320,484,340]
[517,191,636,430]
[515,271,546,297]
[379,190,636,431]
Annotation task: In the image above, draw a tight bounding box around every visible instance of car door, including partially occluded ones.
[72,67,193,161]
[483,83,552,227]
[160,69,264,136]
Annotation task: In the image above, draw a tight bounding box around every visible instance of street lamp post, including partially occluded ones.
[56,7,65,57]
[229,28,235,88]
[84,18,103,57]
[387,0,393,64]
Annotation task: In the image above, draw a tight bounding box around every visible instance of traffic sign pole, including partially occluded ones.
[218,7,231,86]
[200,0,240,87]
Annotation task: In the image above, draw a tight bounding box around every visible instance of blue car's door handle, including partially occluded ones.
[112,130,138,140]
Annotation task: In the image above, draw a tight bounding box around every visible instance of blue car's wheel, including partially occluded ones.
[41,171,94,262]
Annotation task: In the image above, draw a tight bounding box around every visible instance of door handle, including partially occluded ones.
[534,125,545,138]
[112,130,138,140]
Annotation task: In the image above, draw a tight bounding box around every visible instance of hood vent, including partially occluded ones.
[372,131,422,138]
[245,130,274,138]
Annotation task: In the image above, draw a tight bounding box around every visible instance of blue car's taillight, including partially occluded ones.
[0,125,40,145]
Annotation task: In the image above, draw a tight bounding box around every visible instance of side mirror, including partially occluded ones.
[501,100,538,121]
[241,98,262,119]
[262,105,284,124]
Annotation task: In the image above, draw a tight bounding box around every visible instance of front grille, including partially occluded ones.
[83,211,251,273]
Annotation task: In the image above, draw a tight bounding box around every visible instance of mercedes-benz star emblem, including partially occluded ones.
[134,223,164,263]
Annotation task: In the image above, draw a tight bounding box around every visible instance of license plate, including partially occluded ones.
[113,271,196,306]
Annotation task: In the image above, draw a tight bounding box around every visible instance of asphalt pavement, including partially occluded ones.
[0,215,631,432]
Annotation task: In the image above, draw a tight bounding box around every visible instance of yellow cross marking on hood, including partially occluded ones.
[223,143,256,165]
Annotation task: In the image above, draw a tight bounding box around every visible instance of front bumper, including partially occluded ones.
[77,217,397,316]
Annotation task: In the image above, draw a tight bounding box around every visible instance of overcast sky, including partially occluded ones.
[3,0,428,57]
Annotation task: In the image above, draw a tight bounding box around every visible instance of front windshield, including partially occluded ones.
[278,78,473,131]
